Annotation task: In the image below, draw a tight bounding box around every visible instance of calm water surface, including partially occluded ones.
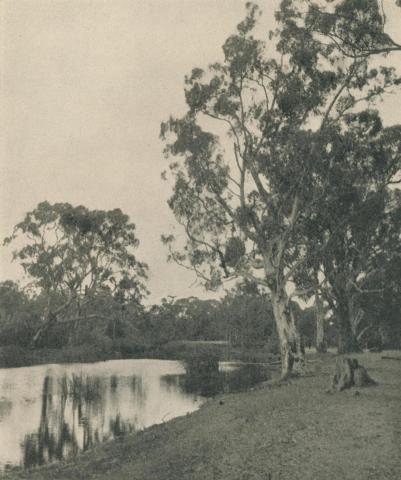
[0,358,270,471]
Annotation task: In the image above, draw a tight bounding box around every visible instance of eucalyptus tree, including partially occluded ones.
[4,201,148,345]
[357,237,401,348]
[276,0,401,354]
[297,118,401,352]
[161,0,401,377]
[302,0,401,58]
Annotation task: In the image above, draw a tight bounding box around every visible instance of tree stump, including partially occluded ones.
[331,357,376,392]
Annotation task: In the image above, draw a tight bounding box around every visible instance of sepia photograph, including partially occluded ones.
[1,0,401,478]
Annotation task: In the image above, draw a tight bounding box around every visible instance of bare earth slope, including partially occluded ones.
[4,352,401,480]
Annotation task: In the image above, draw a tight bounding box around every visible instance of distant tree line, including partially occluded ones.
[1,268,399,360]
[1,202,148,356]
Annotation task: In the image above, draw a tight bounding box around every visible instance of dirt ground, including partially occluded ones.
[3,351,401,480]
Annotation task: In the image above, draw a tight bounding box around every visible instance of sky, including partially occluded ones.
[1,0,401,304]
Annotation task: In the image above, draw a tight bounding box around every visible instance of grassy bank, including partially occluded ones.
[3,351,400,480]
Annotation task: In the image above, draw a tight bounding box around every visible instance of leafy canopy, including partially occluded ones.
[4,201,149,306]
[161,0,401,295]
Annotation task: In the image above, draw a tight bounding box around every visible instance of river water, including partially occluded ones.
[0,358,270,472]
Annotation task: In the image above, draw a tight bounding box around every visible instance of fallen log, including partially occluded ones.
[381,356,401,361]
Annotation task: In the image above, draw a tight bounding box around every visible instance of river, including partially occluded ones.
[0,358,270,472]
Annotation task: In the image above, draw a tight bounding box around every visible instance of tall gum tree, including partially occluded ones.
[161,1,401,377]
[296,118,401,353]
[4,202,149,345]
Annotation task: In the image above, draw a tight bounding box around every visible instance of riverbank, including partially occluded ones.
[0,345,120,368]
[3,351,400,480]
[0,341,277,369]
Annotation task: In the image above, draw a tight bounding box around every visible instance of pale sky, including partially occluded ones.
[1,0,401,304]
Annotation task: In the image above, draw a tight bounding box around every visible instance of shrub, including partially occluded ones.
[183,351,220,377]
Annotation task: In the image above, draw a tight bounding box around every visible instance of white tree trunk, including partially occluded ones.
[271,290,305,379]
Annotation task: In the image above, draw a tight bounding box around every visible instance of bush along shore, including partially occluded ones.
[0,345,121,369]
[0,341,279,369]
[3,351,401,480]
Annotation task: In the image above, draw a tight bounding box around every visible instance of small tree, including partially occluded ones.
[161,1,401,377]
[4,201,148,345]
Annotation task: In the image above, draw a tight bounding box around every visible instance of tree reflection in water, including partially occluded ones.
[110,413,135,437]
[21,373,138,468]
[20,363,270,468]
[23,376,77,468]
[161,362,271,397]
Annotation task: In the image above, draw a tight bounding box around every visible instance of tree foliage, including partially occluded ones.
[221,281,277,349]
[4,202,148,344]
[295,119,401,350]
[0,281,40,347]
[161,0,401,372]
